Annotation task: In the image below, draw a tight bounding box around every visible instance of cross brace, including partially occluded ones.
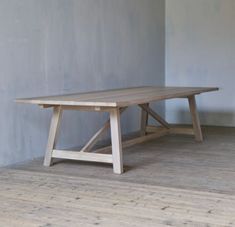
[44,95,203,174]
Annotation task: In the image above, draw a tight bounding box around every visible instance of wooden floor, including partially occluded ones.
[1,126,235,226]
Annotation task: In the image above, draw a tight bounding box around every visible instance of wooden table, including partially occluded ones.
[16,86,218,174]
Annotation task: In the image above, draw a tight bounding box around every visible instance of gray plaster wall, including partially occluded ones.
[166,0,235,126]
[0,0,165,166]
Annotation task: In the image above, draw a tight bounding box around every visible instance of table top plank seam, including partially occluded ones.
[16,86,219,107]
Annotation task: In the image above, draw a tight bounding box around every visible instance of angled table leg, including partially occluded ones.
[188,95,203,142]
[139,104,170,129]
[140,103,149,136]
[110,108,123,174]
[44,106,63,166]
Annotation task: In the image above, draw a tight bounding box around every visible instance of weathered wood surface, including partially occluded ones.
[13,126,235,195]
[188,95,203,141]
[15,86,219,174]
[16,86,218,107]
[0,168,234,227]
[44,106,62,167]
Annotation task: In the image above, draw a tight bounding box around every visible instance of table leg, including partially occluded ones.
[139,104,170,129]
[140,103,149,136]
[44,106,63,166]
[188,95,203,142]
[110,108,123,174]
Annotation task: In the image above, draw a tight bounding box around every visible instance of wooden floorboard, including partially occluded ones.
[0,169,235,227]
[2,126,235,226]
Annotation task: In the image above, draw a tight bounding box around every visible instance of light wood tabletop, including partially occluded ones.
[16,86,218,107]
[16,86,219,174]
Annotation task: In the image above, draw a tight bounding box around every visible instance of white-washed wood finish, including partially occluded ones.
[0,168,234,227]
[16,86,218,107]
[16,86,219,174]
